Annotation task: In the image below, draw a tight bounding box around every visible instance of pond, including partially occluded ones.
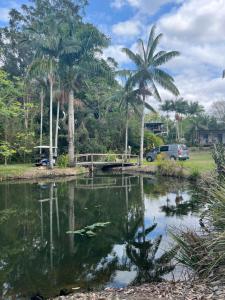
[0,173,202,299]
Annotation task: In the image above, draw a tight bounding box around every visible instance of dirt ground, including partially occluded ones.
[52,281,225,300]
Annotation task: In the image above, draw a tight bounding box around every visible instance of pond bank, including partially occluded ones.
[0,165,88,181]
[53,281,223,300]
[112,163,211,180]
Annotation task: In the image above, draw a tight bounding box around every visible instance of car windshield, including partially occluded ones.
[181,144,188,150]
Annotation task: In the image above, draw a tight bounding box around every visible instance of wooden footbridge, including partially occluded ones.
[74,153,139,170]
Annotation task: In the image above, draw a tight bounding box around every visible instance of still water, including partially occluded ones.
[0,174,202,299]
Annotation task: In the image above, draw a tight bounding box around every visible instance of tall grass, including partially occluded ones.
[172,176,225,281]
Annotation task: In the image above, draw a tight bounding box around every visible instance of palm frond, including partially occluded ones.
[138,39,147,61]
[146,25,157,57]
[153,51,180,67]
[152,71,179,96]
[122,48,144,67]
[147,33,163,62]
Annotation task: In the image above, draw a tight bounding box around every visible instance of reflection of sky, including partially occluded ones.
[144,191,200,255]
[109,181,201,287]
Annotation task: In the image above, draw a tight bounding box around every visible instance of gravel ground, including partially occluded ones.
[52,281,225,300]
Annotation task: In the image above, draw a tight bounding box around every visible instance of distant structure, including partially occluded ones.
[144,122,165,135]
[197,129,225,146]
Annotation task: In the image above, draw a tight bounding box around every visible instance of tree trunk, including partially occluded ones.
[54,100,60,157]
[68,90,75,167]
[49,69,54,169]
[139,94,145,166]
[125,104,129,159]
[40,89,44,155]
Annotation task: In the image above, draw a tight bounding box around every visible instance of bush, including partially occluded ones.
[57,154,69,168]
[189,168,200,181]
[172,178,225,281]
[157,159,184,177]
[212,143,225,173]
[144,131,164,152]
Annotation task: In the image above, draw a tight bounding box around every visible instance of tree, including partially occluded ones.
[122,25,180,165]
[210,100,225,123]
[161,100,174,135]
[111,72,154,157]
[58,19,110,166]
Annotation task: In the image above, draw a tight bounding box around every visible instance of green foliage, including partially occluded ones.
[157,159,184,177]
[189,168,201,181]
[57,154,69,168]
[0,142,16,165]
[144,131,163,151]
[67,222,111,237]
[212,143,225,172]
[171,178,225,281]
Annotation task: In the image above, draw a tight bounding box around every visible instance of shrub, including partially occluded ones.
[189,168,200,181]
[57,154,69,168]
[172,178,225,281]
[212,143,225,172]
[157,159,184,177]
[144,131,164,152]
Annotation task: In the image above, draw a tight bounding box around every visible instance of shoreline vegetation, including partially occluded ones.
[0,151,214,182]
[0,165,88,181]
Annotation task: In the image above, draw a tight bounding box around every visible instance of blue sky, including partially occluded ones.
[1,0,225,107]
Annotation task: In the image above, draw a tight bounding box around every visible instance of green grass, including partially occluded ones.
[0,164,33,179]
[143,151,215,174]
[184,151,215,173]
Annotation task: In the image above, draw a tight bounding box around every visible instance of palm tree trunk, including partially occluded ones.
[68,182,75,254]
[40,89,44,155]
[54,99,60,157]
[68,90,75,167]
[125,104,129,159]
[49,71,54,169]
[139,94,145,166]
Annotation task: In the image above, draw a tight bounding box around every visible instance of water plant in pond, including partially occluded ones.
[67,222,111,237]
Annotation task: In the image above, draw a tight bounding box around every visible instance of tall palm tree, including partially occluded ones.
[122,25,180,165]
[112,72,154,157]
[27,15,63,169]
[58,21,109,166]
[161,100,173,136]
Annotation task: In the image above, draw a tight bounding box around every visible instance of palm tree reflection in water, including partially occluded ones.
[121,176,176,285]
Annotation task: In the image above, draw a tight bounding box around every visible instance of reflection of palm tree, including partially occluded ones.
[125,223,175,284]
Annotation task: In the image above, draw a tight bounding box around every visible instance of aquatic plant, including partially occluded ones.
[67,222,111,237]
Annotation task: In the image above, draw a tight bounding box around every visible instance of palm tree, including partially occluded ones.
[112,72,154,157]
[27,15,63,169]
[58,20,109,166]
[122,25,180,165]
[161,100,173,136]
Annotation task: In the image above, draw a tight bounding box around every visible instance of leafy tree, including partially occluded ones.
[122,25,179,165]
[0,142,16,165]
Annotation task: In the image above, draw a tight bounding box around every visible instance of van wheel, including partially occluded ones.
[146,157,153,162]
[170,156,176,161]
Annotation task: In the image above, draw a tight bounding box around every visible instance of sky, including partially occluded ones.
[1,0,225,108]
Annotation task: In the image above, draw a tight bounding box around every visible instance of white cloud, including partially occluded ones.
[111,0,183,15]
[103,45,131,64]
[112,20,141,37]
[153,0,225,107]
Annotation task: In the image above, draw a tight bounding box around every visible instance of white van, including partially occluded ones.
[146,144,189,162]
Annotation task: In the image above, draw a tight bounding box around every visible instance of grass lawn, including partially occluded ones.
[184,151,215,173]
[143,151,215,174]
[0,164,33,179]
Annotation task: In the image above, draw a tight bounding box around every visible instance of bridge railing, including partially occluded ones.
[74,153,139,166]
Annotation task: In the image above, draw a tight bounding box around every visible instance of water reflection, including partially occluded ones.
[0,175,201,299]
